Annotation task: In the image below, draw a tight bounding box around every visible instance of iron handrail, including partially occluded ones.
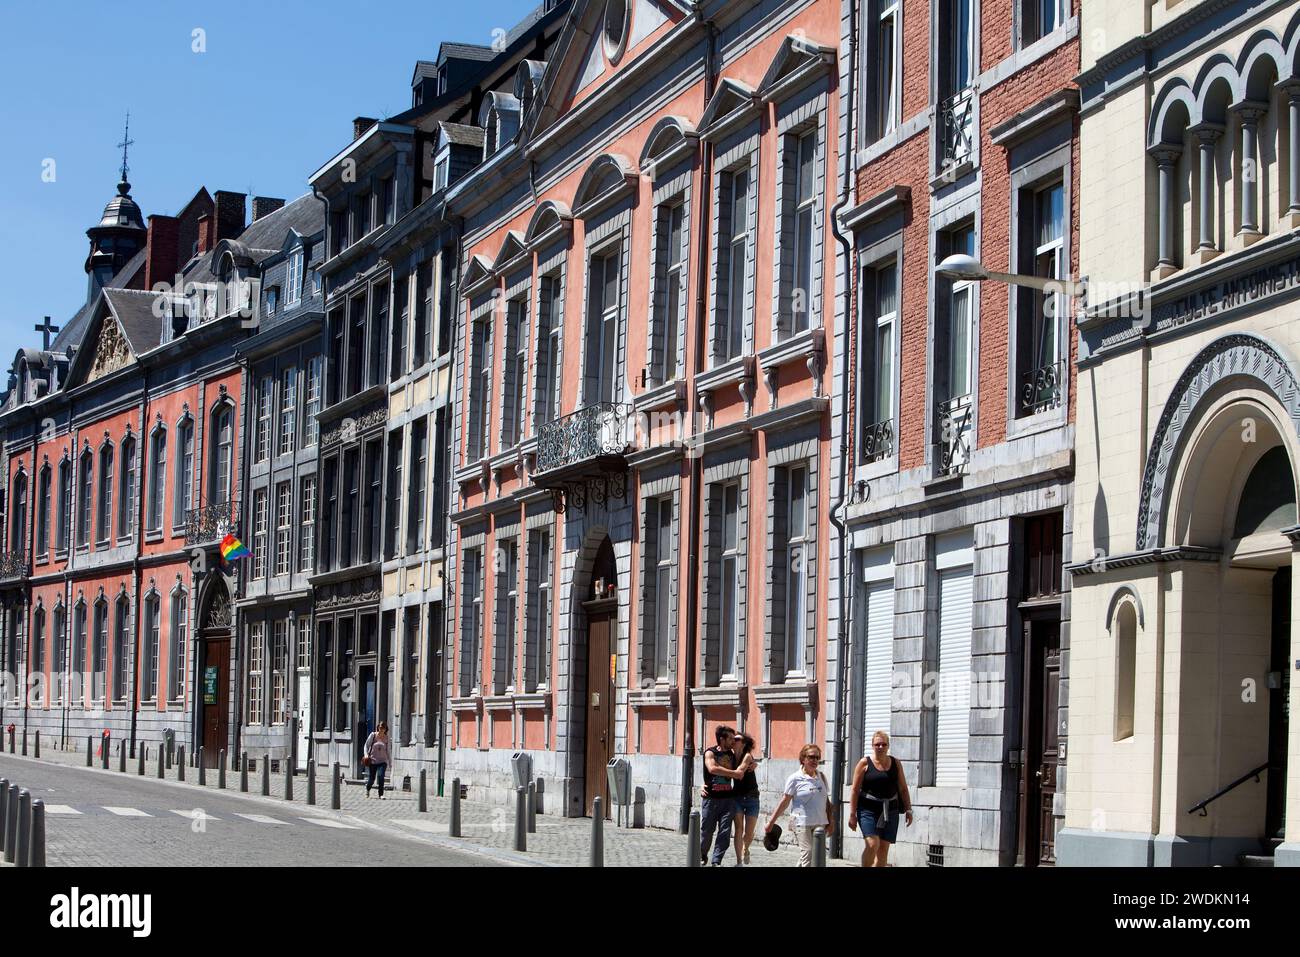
[1186,761,1270,817]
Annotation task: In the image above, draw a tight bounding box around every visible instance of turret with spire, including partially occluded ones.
[85,113,147,304]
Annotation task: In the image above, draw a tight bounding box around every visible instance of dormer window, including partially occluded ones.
[485,112,499,160]
[434,150,450,192]
[266,287,279,316]
[286,248,303,306]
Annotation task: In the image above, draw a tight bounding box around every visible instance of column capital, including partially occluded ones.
[1229,99,1269,123]
[1275,77,1300,100]
[1188,122,1224,145]
[1147,143,1183,165]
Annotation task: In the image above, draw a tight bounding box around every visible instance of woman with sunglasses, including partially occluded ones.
[730,733,761,866]
[764,743,833,867]
[848,730,912,866]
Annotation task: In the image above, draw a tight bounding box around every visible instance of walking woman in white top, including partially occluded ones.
[764,743,834,867]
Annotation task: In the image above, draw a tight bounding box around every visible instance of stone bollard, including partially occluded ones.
[306,760,316,806]
[4,783,18,864]
[687,809,701,867]
[101,733,109,770]
[591,796,604,867]
[16,790,31,868]
[331,763,341,810]
[283,759,293,801]
[29,800,45,867]
[812,826,827,867]
[119,740,126,773]
[136,745,145,776]
[177,746,185,781]
[198,749,206,786]
[0,779,8,855]
[514,787,527,852]
[156,747,164,780]
[33,733,39,759]
[418,769,427,813]
[450,778,462,837]
[261,758,270,797]
[240,754,248,793]
[527,782,537,834]
[86,735,93,767]
[218,750,227,790]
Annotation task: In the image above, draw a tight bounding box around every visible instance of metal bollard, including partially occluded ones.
[527,782,537,834]
[240,754,248,793]
[418,769,427,813]
[331,763,340,810]
[687,809,701,867]
[283,759,293,801]
[812,826,827,867]
[119,740,126,773]
[157,747,164,779]
[7,727,12,752]
[101,733,109,770]
[198,749,206,786]
[591,796,604,867]
[450,778,462,837]
[261,758,270,796]
[86,735,93,766]
[4,783,18,864]
[21,728,26,756]
[536,777,545,815]
[33,733,39,759]
[30,800,45,867]
[306,759,316,806]
[177,746,185,781]
[218,750,227,790]
[0,779,8,854]
[16,790,31,868]
[136,745,145,776]
[514,787,527,852]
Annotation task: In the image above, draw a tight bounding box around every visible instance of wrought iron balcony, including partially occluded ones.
[861,418,895,464]
[940,88,975,170]
[1019,360,1066,416]
[935,394,973,477]
[184,499,241,548]
[0,549,29,581]
[535,403,634,477]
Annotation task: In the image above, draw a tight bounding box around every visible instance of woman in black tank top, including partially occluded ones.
[730,733,760,865]
[848,730,913,867]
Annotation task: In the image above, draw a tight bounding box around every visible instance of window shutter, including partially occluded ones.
[493,543,511,694]
[651,209,671,383]
[702,483,724,685]
[935,565,973,788]
[524,533,541,692]
[640,500,659,681]
[862,579,894,739]
[778,139,799,337]
[769,468,790,677]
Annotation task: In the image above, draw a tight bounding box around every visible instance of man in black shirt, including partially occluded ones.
[700,725,746,865]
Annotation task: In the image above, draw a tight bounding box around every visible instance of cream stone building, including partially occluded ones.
[1063,0,1300,866]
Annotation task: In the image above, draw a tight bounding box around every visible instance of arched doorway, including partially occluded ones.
[580,537,618,818]
[197,577,233,768]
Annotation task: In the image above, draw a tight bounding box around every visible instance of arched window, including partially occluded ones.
[31,607,45,705]
[113,594,130,702]
[174,417,194,527]
[10,469,27,553]
[96,441,114,543]
[36,465,51,557]
[76,448,93,548]
[56,457,72,551]
[92,597,108,703]
[51,603,66,705]
[148,426,167,533]
[143,592,161,702]
[118,435,137,540]
[169,587,188,701]
[1114,601,1137,741]
[72,599,87,702]
[209,404,234,507]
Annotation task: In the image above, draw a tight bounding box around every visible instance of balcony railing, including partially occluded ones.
[184,499,241,548]
[1019,360,1066,416]
[936,394,973,477]
[535,403,634,476]
[940,88,975,170]
[861,418,895,464]
[0,549,29,581]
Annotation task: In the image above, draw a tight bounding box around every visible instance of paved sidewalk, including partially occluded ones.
[3,735,854,867]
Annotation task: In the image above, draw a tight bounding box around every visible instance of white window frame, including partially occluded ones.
[299,475,317,573]
[248,621,264,726]
[279,366,297,456]
[720,480,741,681]
[274,482,292,577]
[252,489,269,580]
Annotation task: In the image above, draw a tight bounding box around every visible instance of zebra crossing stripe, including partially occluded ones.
[102,806,152,817]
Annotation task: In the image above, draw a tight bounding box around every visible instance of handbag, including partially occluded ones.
[362,755,371,767]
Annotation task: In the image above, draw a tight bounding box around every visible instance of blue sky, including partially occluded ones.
[0,0,541,365]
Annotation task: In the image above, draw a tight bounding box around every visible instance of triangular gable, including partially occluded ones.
[72,301,136,387]
[699,78,761,140]
[758,34,837,102]
[492,231,529,275]
[462,254,495,297]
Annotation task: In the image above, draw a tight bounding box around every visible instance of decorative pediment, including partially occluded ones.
[699,78,761,141]
[462,254,496,297]
[572,153,637,219]
[524,200,574,250]
[758,34,836,103]
[85,314,135,384]
[492,231,529,276]
[640,115,699,173]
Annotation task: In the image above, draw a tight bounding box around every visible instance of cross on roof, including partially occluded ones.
[116,112,134,184]
[35,316,59,350]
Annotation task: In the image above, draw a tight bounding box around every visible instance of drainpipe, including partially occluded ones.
[310,184,331,771]
[679,1,719,835]
[130,369,148,758]
[1151,563,1165,854]
[435,214,461,799]
[826,0,859,861]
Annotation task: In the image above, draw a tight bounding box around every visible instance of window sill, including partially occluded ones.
[628,685,677,710]
[696,354,753,396]
[1005,403,1068,442]
[144,532,163,545]
[448,695,482,713]
[514,692,550,712]
[691,684,744,710]
[854,455,899,487]
[483,695,515,712]
[930,158,976,192]
[632,379,686,416]
[758,326,823,376]
[752,680,816,709]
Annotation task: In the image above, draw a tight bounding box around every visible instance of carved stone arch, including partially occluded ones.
[524,200,574,247]
[1136,333,1300,550]
[1193,56,1241,125]
[1236,29,1288,98]
[199,574,232,631]
[572,153,636,218]
[1286,7,1300,79]
[1149,78,1197,147]
[639,115,699,171]
[1105,585,1146,632]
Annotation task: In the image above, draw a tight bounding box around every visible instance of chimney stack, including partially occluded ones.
[353,116,378,140]
[252,197,286,222]
[196,213,213,254]
[145,214,181,290]
[213,190,247,242]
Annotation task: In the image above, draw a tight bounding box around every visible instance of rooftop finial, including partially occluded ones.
[116,112,134,193]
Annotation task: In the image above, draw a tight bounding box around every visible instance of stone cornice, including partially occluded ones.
[1065,545,1221,577]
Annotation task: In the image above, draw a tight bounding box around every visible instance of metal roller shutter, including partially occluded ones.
[935,565,972,788]
[862,579,894,743]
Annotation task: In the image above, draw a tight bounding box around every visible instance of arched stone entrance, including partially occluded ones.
[197,577,233,768]
[567,532,619,818]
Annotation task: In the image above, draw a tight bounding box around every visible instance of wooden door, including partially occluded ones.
[1018,617,1060,866]
[584,600,616,818]
[201,636,229,767]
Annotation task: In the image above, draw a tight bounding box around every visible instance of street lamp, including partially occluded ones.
[935,253,1086,298]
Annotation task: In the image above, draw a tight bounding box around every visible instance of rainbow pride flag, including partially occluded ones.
[220,533,251,562]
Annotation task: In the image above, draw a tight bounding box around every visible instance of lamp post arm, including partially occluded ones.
[984,270,1086,298]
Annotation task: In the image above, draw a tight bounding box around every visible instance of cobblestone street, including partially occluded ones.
[0,739,853,867]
